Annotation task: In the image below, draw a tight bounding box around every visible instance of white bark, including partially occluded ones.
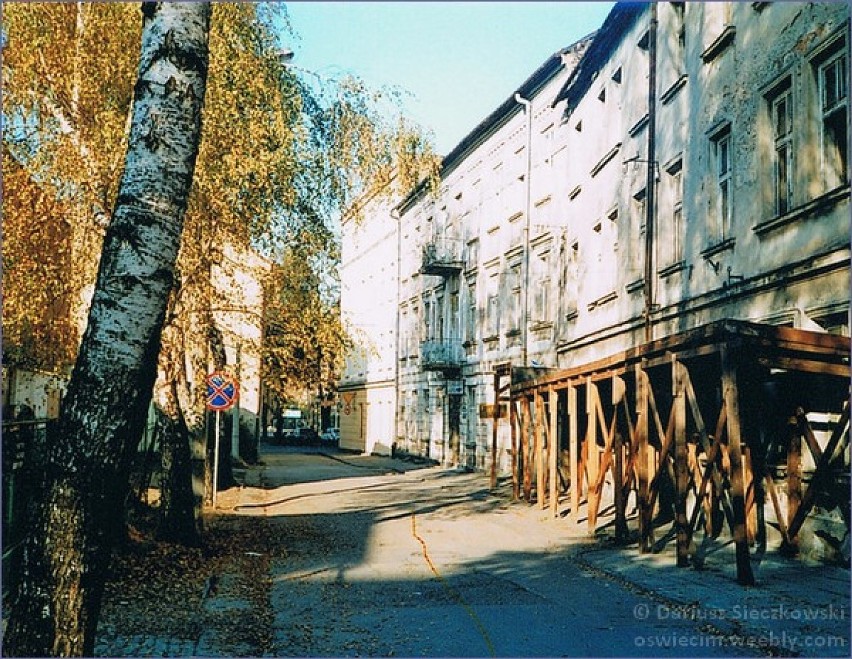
[5,4,211,656]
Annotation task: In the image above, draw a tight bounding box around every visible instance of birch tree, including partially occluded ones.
[3,4,211,655]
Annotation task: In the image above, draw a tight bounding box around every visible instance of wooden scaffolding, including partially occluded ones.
[503,319,850,585]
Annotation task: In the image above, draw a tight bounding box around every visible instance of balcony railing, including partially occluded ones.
[421,238,464,276]
[420,339,464,372]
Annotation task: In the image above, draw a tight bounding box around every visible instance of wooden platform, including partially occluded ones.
[498,319,850,585]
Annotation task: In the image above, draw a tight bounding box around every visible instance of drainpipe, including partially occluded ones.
[514,92,533,367]
[643,3,658,344]
[391,207,402,455]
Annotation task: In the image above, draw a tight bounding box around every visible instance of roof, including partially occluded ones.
[552,2,647,113]
[395,34,594,216]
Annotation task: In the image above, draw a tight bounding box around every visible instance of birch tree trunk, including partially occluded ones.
[4,4,211,656]
[154,309,207,546]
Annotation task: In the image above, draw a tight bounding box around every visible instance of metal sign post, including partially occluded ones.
[206,371,239,508]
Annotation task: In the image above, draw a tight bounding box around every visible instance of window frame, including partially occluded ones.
[817,46,848,189]
[664,158,684,266]
[767,79,794,216]
[709,125,733,241]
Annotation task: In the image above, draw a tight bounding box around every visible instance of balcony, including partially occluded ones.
[420,339,464,373]
[421,238,464,276]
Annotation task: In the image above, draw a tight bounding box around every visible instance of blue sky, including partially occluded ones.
[282,2,615,155]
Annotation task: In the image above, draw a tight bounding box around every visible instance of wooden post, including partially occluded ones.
[549,387,559,518]
[614,430,628,542]
[511,397,519,501]
[765,473,791,546]
[743,445,757,544]
[786,415,801,551]
[491,370,500,490]
[586,378,599,534]
[569,384,579,521]
[673,360,689,567]
[535,390,546,509]
[613,375,628,542]
[521,396,533,502]
[636,364,651,552]
[720,346,755,586]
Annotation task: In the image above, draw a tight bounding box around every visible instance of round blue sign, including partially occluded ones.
[206,371,239,411]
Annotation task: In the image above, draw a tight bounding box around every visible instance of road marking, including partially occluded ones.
[410,512,496,657]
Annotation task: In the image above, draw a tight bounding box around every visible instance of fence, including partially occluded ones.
[2,418,51,594]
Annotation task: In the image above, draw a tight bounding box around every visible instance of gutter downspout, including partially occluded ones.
[643,3,658,344]
[514,92,533,367]
[391,207,402,455]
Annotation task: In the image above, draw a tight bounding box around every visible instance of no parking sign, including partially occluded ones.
[206,371,239,411]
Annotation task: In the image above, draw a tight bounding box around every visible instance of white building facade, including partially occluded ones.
[339,194,400,455]
[339,2,849,472]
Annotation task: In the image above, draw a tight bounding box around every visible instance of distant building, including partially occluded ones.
[338,193,400,455]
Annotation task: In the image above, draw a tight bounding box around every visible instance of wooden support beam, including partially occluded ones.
[686,415,726,544]
[588,389,618,530]
[549,387,559,518]
[586,378,600,533]
[795,407,823,463]
[682,368,736,533]
[786,417,801,550]
[511,398,519,501]
[535,390,546,509]
[620,394,638,513]
[647,402,675,520]
[636,363,652,552]
[521,396,533,502]
[613,429,628,542]
[756,355,851,378]
[569,385,579,521]
[744,445,757,545]
[720,345,756,586]
[764,472,791,546]
[491,370,500,490]
[673,359,690,567]
[786,401,850,543]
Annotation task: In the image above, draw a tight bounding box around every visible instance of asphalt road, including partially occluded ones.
[246,445,764,658]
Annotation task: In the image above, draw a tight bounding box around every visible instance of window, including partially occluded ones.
[711,127,733,240]
[533,252,551,323]
[466,280,477,342]
[769,82,793,215]
[486,271,500,339]
[567,241,580,317]
[664,159,684,264]
[423,299,431,341]
[591,211,617,297]
[507,264,522,332]
[633,187,647,236]
[400,308,409,357]
[435,292,444,340]
[818,48,848,189]
[486,293,500,339]
[449,284,459,340]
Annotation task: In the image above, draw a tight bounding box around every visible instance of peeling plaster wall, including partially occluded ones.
[557,1,850,370]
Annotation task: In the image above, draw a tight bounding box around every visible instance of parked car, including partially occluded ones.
[320,428,340,444]
[295,427,320,445]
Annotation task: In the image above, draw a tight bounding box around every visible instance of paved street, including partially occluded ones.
[97,445,850,657]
